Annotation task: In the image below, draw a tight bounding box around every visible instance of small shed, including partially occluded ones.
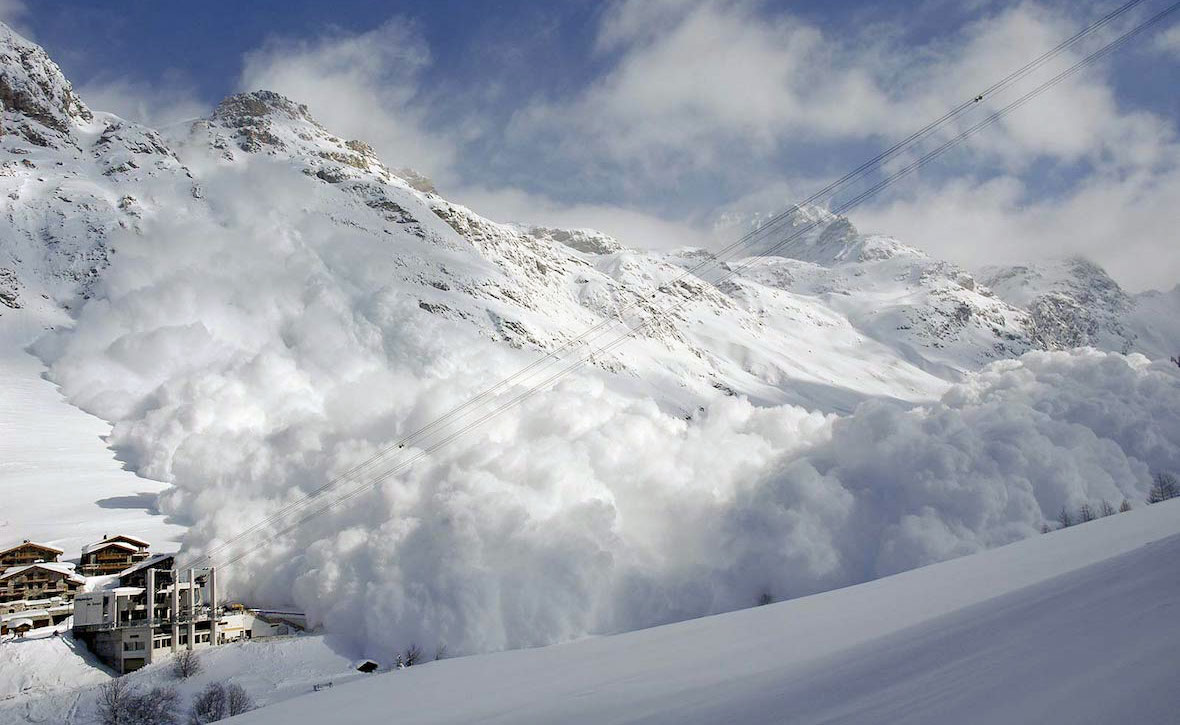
[8,618,34,636]
[354,659,380,673]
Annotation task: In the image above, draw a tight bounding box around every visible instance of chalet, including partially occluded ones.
[0,540,63,568]
[0,562,85,603]
[79,534,151,576]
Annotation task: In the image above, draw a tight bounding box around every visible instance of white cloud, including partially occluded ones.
[852,148,1180,291]
[239,20,460,183]
[76,73,208,128]
[1152,23,1180,58]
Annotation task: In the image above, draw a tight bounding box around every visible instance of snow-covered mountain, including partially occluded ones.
[979,257,1179,359]
[2,21,1178,664]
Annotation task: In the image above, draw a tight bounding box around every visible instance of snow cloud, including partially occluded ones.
[35,150,1180,659]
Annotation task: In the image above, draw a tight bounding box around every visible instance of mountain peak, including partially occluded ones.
[212,90,317,126]
[0,22,92,146]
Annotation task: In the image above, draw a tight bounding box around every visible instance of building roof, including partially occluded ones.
[6,618,34,630]
[0,540,64,557]
[117,553,174,579]
[0,563,86,584]
[81,540,141,555]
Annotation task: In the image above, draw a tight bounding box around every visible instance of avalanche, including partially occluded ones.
[1,18,1178,670]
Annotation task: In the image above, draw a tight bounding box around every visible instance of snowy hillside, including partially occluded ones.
[1,18,1178,670]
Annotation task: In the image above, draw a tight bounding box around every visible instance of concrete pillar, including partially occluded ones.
[145,568,156,624]
[208,567,219,646]
[170,569,179,654]
[186,568,195,651]
[145,568,156,663]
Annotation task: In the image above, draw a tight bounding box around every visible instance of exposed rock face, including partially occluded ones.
[0,23,91,147]
[979,258,1136,353]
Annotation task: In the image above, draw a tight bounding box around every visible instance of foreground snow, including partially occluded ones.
[226,498,1180,725]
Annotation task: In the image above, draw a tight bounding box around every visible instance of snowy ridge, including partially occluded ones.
[1,21,1178,667]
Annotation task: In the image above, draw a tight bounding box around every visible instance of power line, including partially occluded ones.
[183,0,1174,573]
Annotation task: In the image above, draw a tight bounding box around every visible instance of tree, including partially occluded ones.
[757,591,775,606]
[434,643,448,661]
[1040,523,1051,534]
[125,686,180,725]
[1147,472,1179,504]
[1078,502,1096,523]
[173,649,203,679]
[403,643,423,667]
[97,677,133,725]
[1100,500,1116,517]
[1120,499,1133,513]
[1057,506,1073,529]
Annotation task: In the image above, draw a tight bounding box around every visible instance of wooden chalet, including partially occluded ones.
[0,540,63,568]
[0,562,85,603]
[79,534,151,576]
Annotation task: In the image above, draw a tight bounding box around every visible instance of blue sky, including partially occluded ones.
[5,0,1179,289]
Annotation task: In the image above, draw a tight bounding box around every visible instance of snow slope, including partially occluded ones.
[0,310,183,557]
[229,498,1180,725]
[0,631,359,724]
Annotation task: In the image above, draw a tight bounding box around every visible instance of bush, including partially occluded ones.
[188,681,254,724]
[126,686,180,725]
[1120,499,1133,513]
[173,649,203,679]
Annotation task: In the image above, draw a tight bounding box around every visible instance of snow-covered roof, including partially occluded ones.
[81,540,141,555]
[2,609,49,622]
[0,563,85,584]
[117,553,173,578]
[0,540,64,557]
[6,618,34,630]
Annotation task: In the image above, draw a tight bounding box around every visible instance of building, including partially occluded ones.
[0,562,85,603]
[74,561,218,674]
[73,561,295,673]
[0,540,64,568]
[0,597,73,635]
[79,534,151,576]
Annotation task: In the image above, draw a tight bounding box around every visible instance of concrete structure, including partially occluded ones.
[0,540,63,568]
[79,534,151,576]
[73,564,218,673]
[0,562,84,603]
